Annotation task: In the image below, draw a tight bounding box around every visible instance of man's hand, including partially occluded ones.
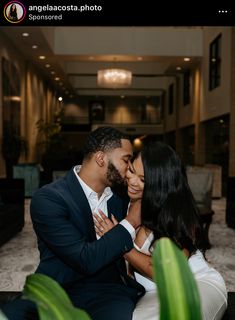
[125,199,142,229]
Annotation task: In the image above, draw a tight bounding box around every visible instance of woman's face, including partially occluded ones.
[126,154,144,200]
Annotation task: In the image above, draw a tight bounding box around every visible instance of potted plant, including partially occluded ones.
[23,274,91,320]
[36,107,64,183]
[0,273,91,320]
[36,108,63,154]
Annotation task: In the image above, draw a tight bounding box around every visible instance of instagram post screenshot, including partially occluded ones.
[0,1,234,320]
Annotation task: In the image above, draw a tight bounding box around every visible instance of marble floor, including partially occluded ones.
[0,198,234,292]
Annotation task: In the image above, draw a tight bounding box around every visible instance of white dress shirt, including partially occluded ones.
[73,165,135,240]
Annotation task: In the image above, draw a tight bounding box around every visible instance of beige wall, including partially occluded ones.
[25,65,60,161]
[229,28,235,177]
[63,96,161,125]
[0,31,25,176]
[168,27,232,131]
[54,27,203,57]
[178,65,201,128]
[164,77,177,132]
[0,31,58,176]
[165,28,233,167]
[200,27,231,121]
[168,30,232,118]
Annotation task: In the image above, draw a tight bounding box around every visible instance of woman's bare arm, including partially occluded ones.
[93,211,189,280]
[125,227,190,280]
[125,244,189,280]
[124,248,153,279]
[125,226,153,278]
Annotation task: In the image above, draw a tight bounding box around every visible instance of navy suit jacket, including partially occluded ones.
[30,168,144,302]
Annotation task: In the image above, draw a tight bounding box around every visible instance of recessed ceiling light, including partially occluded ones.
[39,56,46,60]
[120,95,125,99]
[22,32,29,37]
[51,71,55,75]
[184,57,190,62]
[45,64,50,68]
[32,45,38,49]
[54,77,60,81]
[176,67,182,71]
[58,97,63,101]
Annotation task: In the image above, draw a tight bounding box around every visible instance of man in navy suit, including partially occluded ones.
[2,126,144,320]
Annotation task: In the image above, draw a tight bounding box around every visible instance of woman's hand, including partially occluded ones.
[125,199,142,229]
[93,210,118,237]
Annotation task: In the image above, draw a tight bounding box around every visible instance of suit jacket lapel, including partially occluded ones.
[65,169,128,239]
[65,168,96,241]
[108,194,127,222]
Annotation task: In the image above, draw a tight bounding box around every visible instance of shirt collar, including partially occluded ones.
[73,165,113,200]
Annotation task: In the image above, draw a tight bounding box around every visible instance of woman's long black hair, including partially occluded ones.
[9,4,18,20]
[140,141,206,255]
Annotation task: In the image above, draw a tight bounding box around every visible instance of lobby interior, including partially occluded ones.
[1,26,235,218]
[0,26,235,318]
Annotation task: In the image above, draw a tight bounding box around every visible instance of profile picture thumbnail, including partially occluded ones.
[4,1,26,23]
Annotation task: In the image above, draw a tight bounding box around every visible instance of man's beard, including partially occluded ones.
[106,161,126,189]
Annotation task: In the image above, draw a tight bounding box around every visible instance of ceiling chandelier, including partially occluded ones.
[97,68,132,89]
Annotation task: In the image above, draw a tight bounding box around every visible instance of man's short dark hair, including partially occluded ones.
[83,126,130,159]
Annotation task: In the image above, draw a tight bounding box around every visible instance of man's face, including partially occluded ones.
[106,139,133,188]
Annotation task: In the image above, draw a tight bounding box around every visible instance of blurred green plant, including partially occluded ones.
[23,273,91,320]
[0,310,8,320]
[152,237,202,320]
[36,107,64,153]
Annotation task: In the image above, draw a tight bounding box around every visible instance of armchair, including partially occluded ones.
[187,169,214,249]
[0,178,25,247]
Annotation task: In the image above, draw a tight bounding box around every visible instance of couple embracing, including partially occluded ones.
[2,126,227,320]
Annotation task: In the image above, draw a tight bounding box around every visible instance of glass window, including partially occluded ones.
[209,34,222,90]
[183,70,190,106]
[168,83,174,115]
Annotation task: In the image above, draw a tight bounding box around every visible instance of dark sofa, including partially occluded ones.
[0,178,25,247]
